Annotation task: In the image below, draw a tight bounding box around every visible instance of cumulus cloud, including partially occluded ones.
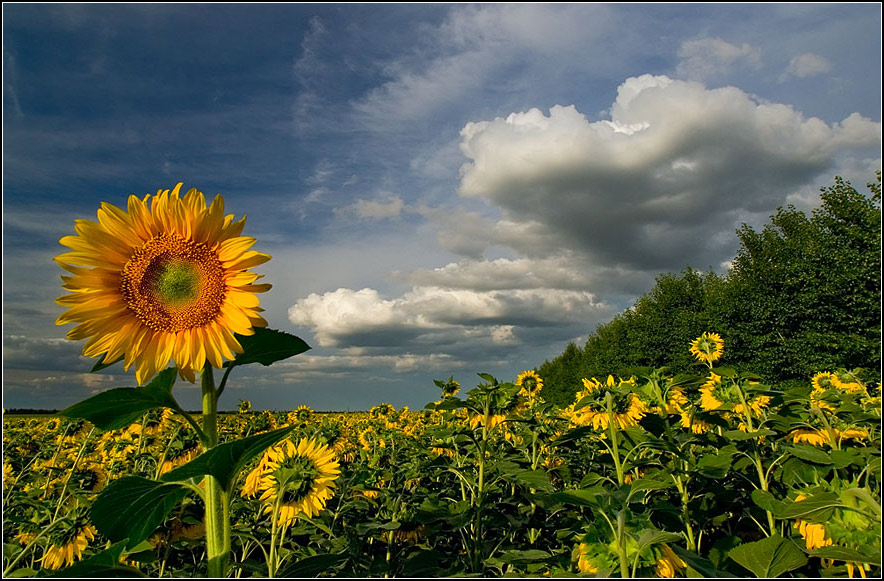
[289,73,879,381]
[288,285,607,349]
[676,37,762,81]
[781,53,832,80]
[457,75,880,273]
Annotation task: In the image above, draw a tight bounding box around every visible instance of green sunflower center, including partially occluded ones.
[154,262,199,305]
[120,234,226,332]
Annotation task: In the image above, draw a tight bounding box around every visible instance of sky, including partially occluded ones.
[2,3,881,412]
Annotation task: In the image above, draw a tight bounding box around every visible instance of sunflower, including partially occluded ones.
[689,332,725,366]
[40,519,97,570]
[288,405,313,425]
[251,438,340,526]
[55,183,271,385]
[516,370,543,398]
[568,377,648,431]
[655,543,687,578]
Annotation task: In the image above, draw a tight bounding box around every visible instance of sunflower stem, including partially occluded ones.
[201,363,229,578]
[606,391,625,486]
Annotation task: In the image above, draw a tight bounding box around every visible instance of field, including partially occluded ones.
[2,355,880,578]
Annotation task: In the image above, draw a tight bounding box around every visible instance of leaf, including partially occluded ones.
[786,445,833,465]
[728,535,807,578]
[90,353,125,373]
[670,545,735,578]
[551,488,600,508]
[161,425,296,492]
[90,477,191,549]
[635,529,683,554]
[777,493,840,519]
[627,478,671,501]
[276,552,348,578]
[513,469,554,492]
[722,429,776,441]
[225,328,310,368]
[697,450,735,478]
[809,546,881,566]
[58,368,180,431]
[751,489,786,514]
[495,549,551,563]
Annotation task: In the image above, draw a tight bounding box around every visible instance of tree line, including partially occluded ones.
[538,173,882,406]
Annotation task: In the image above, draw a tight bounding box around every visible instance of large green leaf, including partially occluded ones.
[90,477,191,549]
[58,368,180,431]
[225,328,310,368]
[776,492,840,519]
[161,425,295,492]
[728,535,807,578]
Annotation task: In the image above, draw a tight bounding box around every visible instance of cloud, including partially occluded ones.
[781,53,832,81]
[288,286,607,349]
[349,4,611,130]
[676,37,762,81]
[337,195,405,220]
[456,75,881,274]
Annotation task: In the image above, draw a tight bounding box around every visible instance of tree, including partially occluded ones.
[720,173,881,380]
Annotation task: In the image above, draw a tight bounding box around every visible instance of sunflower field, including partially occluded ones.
[2,339,880,578]
[3,184,879,577]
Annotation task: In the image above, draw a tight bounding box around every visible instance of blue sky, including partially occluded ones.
[3,3,881,412]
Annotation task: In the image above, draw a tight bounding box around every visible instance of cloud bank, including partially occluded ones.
[290,74,880,376]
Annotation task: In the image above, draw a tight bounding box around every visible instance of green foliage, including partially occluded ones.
[540,173,881,404]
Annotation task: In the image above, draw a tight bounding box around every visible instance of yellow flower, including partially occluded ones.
[733,395,771,417]
[689,332,724,365]
[40,524,97,570]
[795,519,832,550]
[575,542,599,574]
[699,373,724,411]
[516,370,543,398]
[55,183,271,385]
[655,543,686,578]
[811,372,837,392]
[679,412,712,434]
[253,438,340,526]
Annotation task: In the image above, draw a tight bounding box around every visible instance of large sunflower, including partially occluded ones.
[55,183,271,384]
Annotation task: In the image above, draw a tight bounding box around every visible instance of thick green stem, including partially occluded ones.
[201,363,229,578]
[606,392,625,486]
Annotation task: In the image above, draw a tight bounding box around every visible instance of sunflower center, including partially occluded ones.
[121,234,226,332]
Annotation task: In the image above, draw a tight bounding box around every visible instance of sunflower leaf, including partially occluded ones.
[90,353,125,373]
[90,477,191,550]
[58,367,180,431]
[161,425,296,492]
[225,327,310,368]
[727,535,807,578]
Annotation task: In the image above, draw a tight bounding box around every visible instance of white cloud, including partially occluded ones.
[337,195,405,220]
[782,53,832,80]
[676,37,762,81]
[288,285,606,349]
[350,4,611,130]
[456,75,881,273]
